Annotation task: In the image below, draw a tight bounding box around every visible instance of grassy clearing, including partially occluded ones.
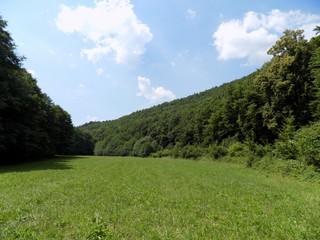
[0,156,319,239]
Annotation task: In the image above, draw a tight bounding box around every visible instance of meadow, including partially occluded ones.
[0,156,319,239]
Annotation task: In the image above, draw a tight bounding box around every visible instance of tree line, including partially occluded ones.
[3,12,319,169]
[79,27,320,168]
[0,16,77,163]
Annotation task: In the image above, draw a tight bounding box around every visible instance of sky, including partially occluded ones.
[1,0,320,126]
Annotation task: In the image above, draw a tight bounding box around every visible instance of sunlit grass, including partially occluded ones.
[0,156,319,239]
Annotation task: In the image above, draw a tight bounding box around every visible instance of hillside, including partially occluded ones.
[77,28,320,171]
[80,72,257,153]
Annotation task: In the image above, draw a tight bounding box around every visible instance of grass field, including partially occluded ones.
[0,156,319,239]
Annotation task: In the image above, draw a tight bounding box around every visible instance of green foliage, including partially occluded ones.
[255,30,313,135]
[94,141,106,156]
[70,129,95,155]
[309,31,320,119]
[250,154,320,181]
[228,142,249,157]
[132,136,158,157]
[208,143,228,160]
[76,28,320,172]
[274,115,297,160]
[180,145,204,159]
[294,122,320,168]
[0,16,74,162]
[51,105,74,154]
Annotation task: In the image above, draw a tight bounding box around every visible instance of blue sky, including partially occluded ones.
[1,0,320,126]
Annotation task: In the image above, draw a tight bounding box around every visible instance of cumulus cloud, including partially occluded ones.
[137,76,176,103]
[56,0,153,66]
[213,9,320,66]
[186,9,196,20]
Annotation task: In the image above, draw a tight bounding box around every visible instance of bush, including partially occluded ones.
[132,136,159,157]
[294,122,320,168]
[274,139,297,160]
[246,155,257,168]
[94,141,106,156]
[252,143,269,157]
[228,142,248,157]
[208,143,228,160]
[181,145,204,159]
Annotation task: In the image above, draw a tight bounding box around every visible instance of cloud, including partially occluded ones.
[56,0,153,67]
[96,68,104,75]
[86,115,98,122]
[186,9,196,20]
[73,84,90,98]
[137,76,176,103]
[213,9,320,66]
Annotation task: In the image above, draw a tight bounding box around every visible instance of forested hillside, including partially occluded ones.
[79,27,320,169]
[0,16,74,163]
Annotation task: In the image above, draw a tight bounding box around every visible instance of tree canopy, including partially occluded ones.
[78,27,320,169]
[0,16,74,163]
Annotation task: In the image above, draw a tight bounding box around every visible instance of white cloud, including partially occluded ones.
[137,76,176,103]
[186,9,196,20]
[96,68,104,75]
[56,0,153,67]
[73,84,90,98]
[213,9,320,66]
[86,115,98,122]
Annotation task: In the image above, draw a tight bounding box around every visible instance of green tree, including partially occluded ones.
[309,27,320,118]
[50,105,74,154]
[294,122,320,168]
[132,136,158,157]
[254,30,313,137]
[274,115,297,160]
[0,16,74,162]
[70,129,94,155]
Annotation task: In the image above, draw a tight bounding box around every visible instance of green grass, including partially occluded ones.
[0,156,319,239]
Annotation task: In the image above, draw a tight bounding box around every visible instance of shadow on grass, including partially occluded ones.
[0,155,84,173]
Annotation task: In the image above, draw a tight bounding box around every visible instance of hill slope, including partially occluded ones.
[78,29,320,168]
[80,72,257,154]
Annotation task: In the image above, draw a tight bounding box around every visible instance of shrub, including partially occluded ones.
[228,142,248,157]
[246,155,257,168]
[208,143,228,160]
[94,141,106,156]
[132,136,159,157]
[181,145,204,159]
[294,122,320,168]
[252,143,269,157]
[274,139,297,160]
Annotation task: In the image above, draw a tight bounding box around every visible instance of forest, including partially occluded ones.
[78,27,320,172]
[0,16,74,163]
[1,12,320,174]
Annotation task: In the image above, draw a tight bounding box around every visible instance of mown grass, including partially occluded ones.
[0,156,319,239]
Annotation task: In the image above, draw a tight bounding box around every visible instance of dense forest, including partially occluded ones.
[0,16,75,163]
[79,27,320,170]
[2,13,320,171]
